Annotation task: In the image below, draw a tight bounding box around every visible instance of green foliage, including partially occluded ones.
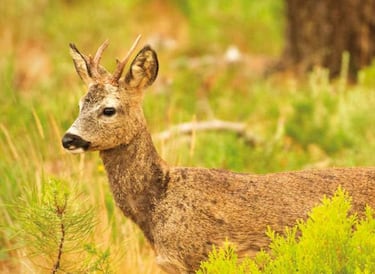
[285,69,352,154]
[198,189,375,273]
[83,243,113,273]
[197,242,257,274]
[358,60,375,88]
[14,178,112,273]
[178,0,284,54]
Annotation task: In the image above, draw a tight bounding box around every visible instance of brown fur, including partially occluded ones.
[62,40,375,274]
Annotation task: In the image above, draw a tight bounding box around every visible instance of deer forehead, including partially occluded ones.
[79,83,121,111]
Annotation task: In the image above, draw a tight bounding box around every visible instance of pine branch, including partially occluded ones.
[52,222,65,274]
[51,192,67,274]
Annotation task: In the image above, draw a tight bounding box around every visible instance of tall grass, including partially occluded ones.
[0,0,374,273]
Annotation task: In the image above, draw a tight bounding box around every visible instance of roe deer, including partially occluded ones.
[62,36,375,274]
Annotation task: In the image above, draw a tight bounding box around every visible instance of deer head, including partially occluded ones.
[62,36,158,153]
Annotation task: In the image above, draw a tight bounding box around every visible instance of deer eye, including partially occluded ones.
[102,107,116,117]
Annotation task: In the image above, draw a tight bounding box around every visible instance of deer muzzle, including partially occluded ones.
[62,133,91,153]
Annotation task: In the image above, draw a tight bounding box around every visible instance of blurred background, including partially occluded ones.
[0,0,374,273]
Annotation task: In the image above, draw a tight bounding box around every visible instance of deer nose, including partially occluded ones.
[62,133,90,151]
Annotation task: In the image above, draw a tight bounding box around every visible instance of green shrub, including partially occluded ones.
[285,68,354,154]
[196,241,257,274]
[197,188,375,273]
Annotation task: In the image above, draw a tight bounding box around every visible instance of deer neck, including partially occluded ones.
[99,127,168,244]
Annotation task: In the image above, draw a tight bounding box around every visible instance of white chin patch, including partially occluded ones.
[65,147,85,154]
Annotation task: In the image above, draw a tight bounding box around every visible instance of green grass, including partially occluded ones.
[0,0,374,272]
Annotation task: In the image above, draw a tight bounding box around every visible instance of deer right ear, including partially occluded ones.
[124,46,158,89]
[69,43,92,84]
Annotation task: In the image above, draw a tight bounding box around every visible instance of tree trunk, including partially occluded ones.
[281,0,375,79]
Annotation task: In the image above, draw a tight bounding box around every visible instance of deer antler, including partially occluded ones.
[111,35,142,85]
[88,39,110,80]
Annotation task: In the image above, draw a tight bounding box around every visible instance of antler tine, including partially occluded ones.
[111,34,142,85]
[93,39,110,66]
[90,39,110,79]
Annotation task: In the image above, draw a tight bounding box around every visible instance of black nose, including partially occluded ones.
[62,133,90,151]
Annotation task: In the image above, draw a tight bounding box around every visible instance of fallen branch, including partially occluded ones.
[153,119,259,146]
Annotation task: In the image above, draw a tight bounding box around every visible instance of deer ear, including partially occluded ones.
[124,46,158,89]
[69,43,92,84]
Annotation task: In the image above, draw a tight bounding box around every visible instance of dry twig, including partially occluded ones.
[153,119,259,146]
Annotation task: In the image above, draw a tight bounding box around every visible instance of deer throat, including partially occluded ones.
[99,130,169,244]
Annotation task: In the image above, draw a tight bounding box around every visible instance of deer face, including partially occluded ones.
[62,37,158,153]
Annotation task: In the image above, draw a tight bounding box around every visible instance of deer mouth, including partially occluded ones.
[66,147,86,154]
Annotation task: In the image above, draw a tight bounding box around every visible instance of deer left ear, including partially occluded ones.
[124,46,158,89]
